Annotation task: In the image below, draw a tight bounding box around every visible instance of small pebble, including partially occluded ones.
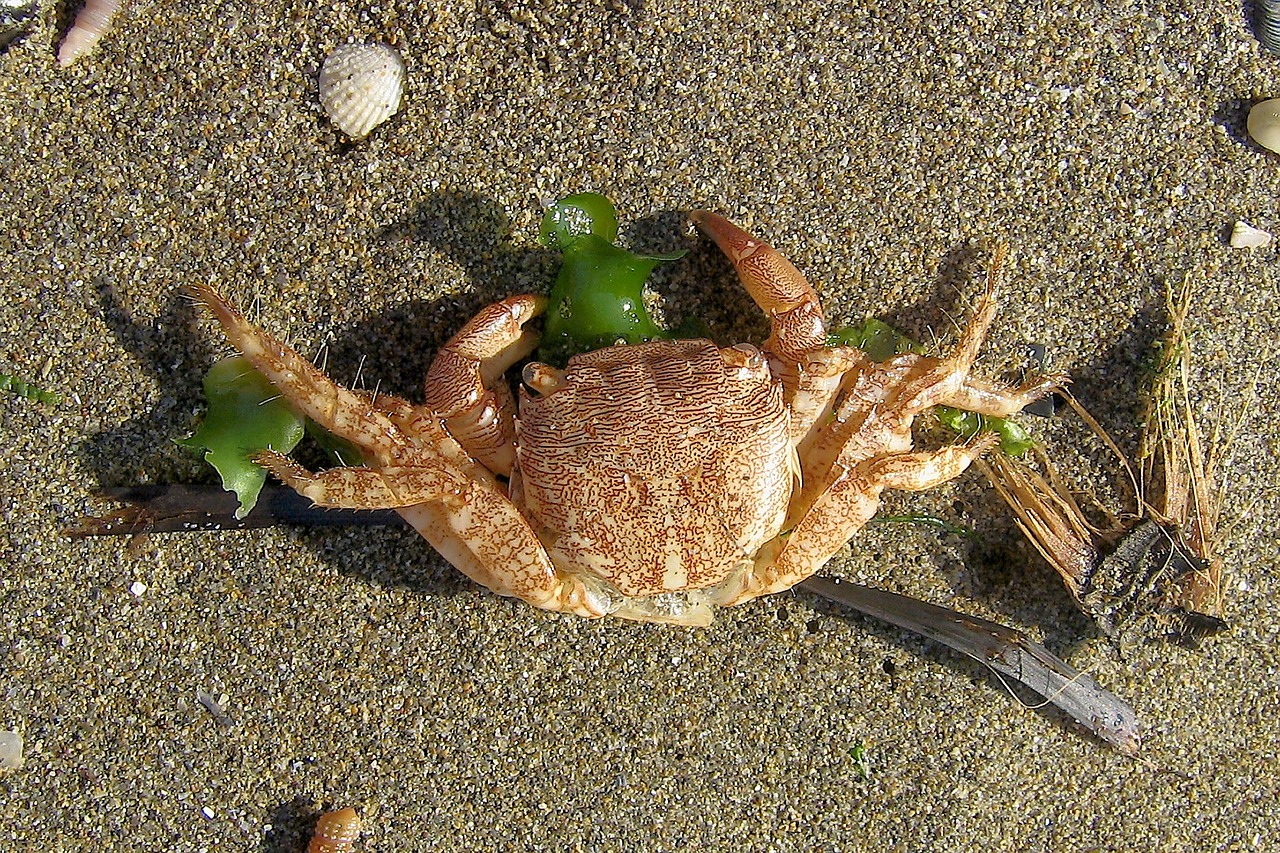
[197,690,235,728]
[1229,220,1273,248]
[128,581,147,597]
[0,730,23,770]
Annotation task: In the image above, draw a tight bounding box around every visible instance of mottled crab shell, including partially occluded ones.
[319,42,406,139]
[516,340,793,599]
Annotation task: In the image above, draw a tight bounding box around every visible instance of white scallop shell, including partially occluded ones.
[319,43,406,140]
[1229,220,1272,249]
[1247,98,1280,154]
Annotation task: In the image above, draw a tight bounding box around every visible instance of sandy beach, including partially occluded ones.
[1,1,1277,849]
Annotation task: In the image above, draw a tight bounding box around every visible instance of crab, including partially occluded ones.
[191,212,1060,626]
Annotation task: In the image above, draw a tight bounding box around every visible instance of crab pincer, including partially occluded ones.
[191,210,1059,624]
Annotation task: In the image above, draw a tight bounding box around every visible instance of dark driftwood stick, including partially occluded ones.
[64,484,403,536]
[66,484,1140,754]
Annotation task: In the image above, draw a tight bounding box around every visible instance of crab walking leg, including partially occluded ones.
[889,245,1060,418]
[393,497,610,617]
[259,444,606,616]
[190,284,412,465]
[691,211,829,362]
[889,255,1003,416]
[192,285,607,619]
[254,451,467,509]
[941,372,1067,418]
[338,391,608,614]
[836,248,1056,435]
[424,295,547,477]
[715,434,1001,607]
[259,445,606,616]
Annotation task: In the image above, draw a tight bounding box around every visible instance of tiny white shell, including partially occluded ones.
[319,43,406,140]
[1229,220,1273,249]
[1247,98,1280,153]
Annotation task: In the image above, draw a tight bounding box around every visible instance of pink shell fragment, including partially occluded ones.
[57,0,122,67]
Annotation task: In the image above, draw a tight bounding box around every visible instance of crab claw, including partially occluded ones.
[691,210,827,361]
[423,294,548,477]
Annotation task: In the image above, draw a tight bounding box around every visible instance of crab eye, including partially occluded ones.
[522,362,566,396]
[723,342,765,377]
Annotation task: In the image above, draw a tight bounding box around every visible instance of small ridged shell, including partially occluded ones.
[1230,220,1272,248]
[56,0,121,67]
[319,43,405,139]
[1259,0,1280,56]
[308,807,361,853]
[1247,98,1280,153]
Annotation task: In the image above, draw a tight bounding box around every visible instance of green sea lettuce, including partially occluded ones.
[538,193,684,364]
[179,356,305,518]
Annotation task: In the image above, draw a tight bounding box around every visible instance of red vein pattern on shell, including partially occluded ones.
[517,340,792,597]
